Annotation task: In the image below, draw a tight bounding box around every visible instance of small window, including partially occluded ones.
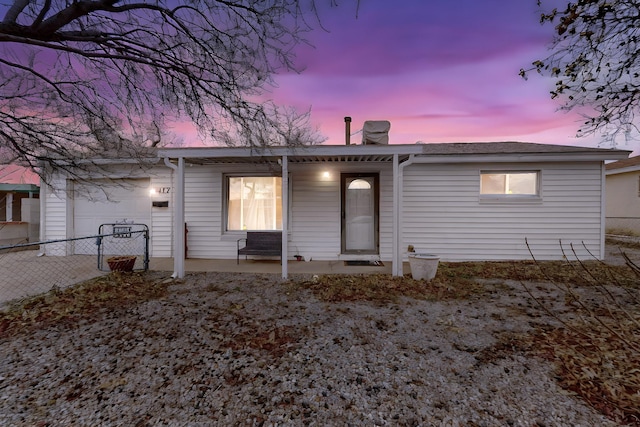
[347,179,371,190]
[480,171,539,197]
[227,176,282,231]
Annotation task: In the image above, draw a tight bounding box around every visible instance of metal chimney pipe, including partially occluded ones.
[344,116,352,145]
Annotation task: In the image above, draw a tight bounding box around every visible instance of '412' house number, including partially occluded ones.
[154,187,171,194]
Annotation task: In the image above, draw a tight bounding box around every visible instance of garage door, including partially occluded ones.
[73,178,151,240]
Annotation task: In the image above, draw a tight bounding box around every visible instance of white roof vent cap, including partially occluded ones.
[362,120,390,145]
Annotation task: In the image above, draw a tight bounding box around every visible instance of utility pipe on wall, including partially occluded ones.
[392,154,400,276]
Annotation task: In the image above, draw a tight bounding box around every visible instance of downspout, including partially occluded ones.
[392,154,399,276]
[39,175,46,245]
[393,154,416,276]
[600,161,606,260]
[281,155,288,279]
[164,157,185,278]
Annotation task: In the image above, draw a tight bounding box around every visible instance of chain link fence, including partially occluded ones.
[0,224,148,306]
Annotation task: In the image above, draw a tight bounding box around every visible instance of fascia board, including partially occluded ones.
[407,152,630,164]
[0,183,39,192]
[605,165,640,175]
[158,145,426,159]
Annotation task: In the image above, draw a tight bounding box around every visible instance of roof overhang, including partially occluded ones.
[158,143,631,165]
[606,165,640,176]
[157,144,424,165]
[407,152,631,164]
[0,183,39,193]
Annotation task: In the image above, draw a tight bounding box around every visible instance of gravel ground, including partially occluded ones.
[0,268,627,427]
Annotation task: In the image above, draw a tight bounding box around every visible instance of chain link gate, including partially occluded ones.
[97,223,149,272]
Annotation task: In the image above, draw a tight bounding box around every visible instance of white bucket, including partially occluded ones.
[408,254,440,281]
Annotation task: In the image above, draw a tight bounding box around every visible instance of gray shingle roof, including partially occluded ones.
[416,141,626,155]
[156,141,631,165]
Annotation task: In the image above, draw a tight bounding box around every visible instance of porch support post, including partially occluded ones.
[164,157,185,278]
[175,157,186,278]
[39,176,46,244]
[5,192,13,221]
[281,155,288,279]
[392,154,401,276]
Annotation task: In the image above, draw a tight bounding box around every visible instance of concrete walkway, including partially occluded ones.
[150,257,411,276]
[0,251,108,305]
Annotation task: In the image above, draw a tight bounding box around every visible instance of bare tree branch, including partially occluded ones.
[2,0,29,24]
[31,0,52,29]
[0,0,334,181]
[522,0,640,146]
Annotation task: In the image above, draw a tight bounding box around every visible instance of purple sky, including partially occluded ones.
[0,0,625,151]
[261,0,611,149]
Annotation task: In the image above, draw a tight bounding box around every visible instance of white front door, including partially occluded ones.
[342,174,378,253]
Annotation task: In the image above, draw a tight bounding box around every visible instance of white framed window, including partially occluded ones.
[480,171,540,198]
[226,176,282,231]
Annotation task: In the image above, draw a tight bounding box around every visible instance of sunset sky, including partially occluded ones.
[261,0,624,150]
[0,0,630,152]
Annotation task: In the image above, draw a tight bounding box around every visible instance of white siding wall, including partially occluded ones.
[183,165,224,258]
[378,166,394,260]
[605,171,640,234]
[43,160,607,262]
[150,171,173,257]
[42,174,68,242]
[42,166,172,256]
[289,164,340,261]
[289,163,393,261]
[402,161,604,261]
[179,162,394,261]
[183,164,291,259]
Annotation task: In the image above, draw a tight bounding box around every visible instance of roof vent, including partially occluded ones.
[362,120,390,145]
[344,116,352,145]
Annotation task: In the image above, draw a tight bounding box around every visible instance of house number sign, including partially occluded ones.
[155,187,171,194]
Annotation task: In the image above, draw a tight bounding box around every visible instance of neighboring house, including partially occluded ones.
[605,155,640,235]
[40,141,629,278]
[0,165,40,245]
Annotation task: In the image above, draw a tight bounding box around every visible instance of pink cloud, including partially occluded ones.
[173,1,619,151]
[264,0,604,150]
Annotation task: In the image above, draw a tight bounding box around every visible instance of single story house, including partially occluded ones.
[40,141,630,278]
[605,155,640,235]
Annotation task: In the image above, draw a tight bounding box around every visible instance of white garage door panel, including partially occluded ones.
[73,178,151,242]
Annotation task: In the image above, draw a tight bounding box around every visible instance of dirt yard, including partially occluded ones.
[0,242,638,426]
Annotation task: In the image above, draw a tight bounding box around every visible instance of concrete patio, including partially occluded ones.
[149,257,412,276]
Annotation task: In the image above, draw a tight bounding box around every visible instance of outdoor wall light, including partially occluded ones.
[322,171,331,179]
[149,188,157,196]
